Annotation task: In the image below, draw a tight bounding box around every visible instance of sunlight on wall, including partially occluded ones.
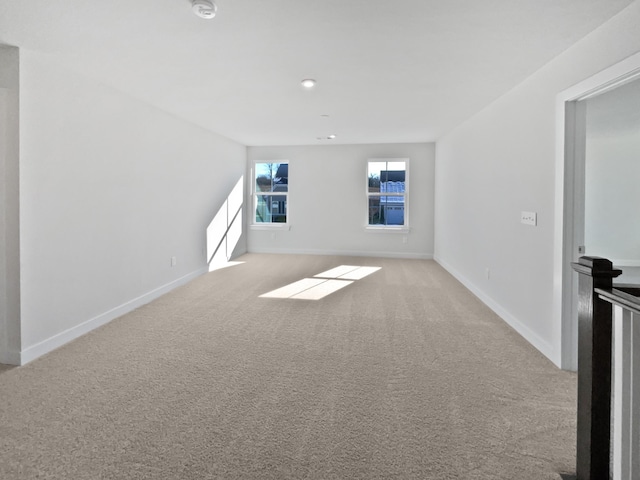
[207,176,244,272]
[260,265,381,300]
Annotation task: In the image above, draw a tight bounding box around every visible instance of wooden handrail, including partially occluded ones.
[596,287,640,315]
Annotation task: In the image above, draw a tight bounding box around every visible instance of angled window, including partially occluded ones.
[253,161,288,224]
[367,159,408,227]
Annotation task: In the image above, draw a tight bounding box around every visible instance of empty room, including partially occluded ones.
[1,1,640,479]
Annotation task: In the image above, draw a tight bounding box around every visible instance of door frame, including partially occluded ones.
[0,45,21,366]
[0,86,21,366]
[0,88,8,364]
[554,51,640,371]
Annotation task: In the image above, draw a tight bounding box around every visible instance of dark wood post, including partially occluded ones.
[571,257,622,480]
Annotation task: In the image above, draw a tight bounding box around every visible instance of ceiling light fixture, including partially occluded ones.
[301,79,317,89]
[192,0,217,19]
[327,134,336,139]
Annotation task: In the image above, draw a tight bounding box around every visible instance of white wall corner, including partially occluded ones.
[18,267,208,365]
[435,255,560,366]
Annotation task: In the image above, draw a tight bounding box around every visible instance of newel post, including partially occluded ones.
[571,257,622,480]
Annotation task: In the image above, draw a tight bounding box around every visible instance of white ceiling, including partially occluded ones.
[0,0,635,146]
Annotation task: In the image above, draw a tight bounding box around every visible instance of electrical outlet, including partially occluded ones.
[402,236,407,244]
[485,268,490,280]
[171,256,177,267]
[521,211,537,226]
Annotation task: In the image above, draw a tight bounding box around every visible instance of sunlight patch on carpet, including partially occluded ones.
[260,265,379,300]
[315,265,381,280]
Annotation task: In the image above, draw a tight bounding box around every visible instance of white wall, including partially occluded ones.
[0,45,21,365]
[434,1,640,365]
[18,50,247,363]
[247,143,434,259]
[585,78,640,266]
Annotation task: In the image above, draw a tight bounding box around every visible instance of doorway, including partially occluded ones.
[557,53,640,371]
[584,79,640,280]
[560,66,640,480]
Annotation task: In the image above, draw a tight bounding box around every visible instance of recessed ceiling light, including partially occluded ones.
[192,0,217,19]
[327,134,336,139]
[301,79,316,89]
[320,114,330,118]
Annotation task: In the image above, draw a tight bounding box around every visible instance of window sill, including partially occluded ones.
[364,226,410,234]
[250,223,291,231]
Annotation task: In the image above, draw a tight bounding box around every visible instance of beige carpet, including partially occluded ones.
[0,253,576,479]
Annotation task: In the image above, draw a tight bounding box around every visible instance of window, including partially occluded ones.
[367,159,407,227]
[253,161,288,224]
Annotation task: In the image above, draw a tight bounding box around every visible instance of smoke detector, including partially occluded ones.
[192,0,217,19]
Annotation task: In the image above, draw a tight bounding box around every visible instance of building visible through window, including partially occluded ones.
[367,160,407,226]
[254,162,288,224]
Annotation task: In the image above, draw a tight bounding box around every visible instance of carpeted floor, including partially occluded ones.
[0,253,577,479]
[0,363,13,375]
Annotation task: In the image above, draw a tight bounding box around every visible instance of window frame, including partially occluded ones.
[365,158,410,232]
[250,160,290,230]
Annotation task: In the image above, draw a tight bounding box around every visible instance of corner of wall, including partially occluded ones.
[434,255,560,367]
[19,266,207,365]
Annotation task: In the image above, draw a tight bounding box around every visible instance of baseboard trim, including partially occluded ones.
[19,267,208,365]
[248,246,433,260]
[434,256,557,364]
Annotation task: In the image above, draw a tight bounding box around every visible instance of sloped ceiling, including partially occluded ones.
[0,0,635,145]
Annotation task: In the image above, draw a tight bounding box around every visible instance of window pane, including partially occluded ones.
[384,203,405,225]
[368,196,404,226]
[369,161,406,194]
[380,169,405,194]
[387,161,406,172]
[368,196,383,225]
[255,162,288,193]
[368,161,386,193]
[367,160,407,227]
[255,195,287,223]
